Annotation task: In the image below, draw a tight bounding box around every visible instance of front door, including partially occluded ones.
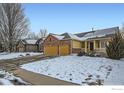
[90,42,94,51]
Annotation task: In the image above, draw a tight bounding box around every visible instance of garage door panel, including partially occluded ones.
[44,46,58,56]
[59,45,69,56]
[19,47,24,52]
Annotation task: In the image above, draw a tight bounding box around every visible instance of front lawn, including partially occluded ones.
[21,55,124,85]
[0,52,42,60]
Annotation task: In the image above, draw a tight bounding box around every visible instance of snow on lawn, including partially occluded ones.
[0,69,28,85]
[0,52,42,60]
[21,55,124,85]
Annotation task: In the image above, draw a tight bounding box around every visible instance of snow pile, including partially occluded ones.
[0,79,13,85]
[21,55,124,85]
[0,52,42,60]
[0,69,28,85]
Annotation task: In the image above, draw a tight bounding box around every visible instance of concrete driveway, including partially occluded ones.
[14,68,77,85]
[0,54,77,85]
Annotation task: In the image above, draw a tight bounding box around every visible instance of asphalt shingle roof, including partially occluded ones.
[49,26,120,41]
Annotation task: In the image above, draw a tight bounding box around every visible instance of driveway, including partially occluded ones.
[0,54,76,85]
[14,68,76,85]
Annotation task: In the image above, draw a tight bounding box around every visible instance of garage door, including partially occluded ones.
[44,46,58,56]
[19,47,24,52]
[59,45,69,56]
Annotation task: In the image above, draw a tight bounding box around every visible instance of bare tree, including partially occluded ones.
[0,3,29,52]
[27,31,39,39]
[38,29,47,39]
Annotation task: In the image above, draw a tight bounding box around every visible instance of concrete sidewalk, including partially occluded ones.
[13,68,77,85]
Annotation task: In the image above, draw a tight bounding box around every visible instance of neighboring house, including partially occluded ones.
[0,42,4,52]
[43,27,120,56]
[36,38,45,52]
[16,39,38,52]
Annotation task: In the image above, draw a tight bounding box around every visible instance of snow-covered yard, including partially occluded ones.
[21,55,124,85]
[0,52,42,60]
[0,69,28,85]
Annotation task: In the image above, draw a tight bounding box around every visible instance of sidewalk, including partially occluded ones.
[13,68,77,85]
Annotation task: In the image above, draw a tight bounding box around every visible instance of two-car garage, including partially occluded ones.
[43,34,71,56]
[44,44,70,56]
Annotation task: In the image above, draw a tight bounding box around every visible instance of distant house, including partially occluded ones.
[0,42,4,52]
[16,39,38,52]
[43,27,120,56]
[36,38,45,52]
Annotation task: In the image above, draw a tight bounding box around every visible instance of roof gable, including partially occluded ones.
[43,34,60,43]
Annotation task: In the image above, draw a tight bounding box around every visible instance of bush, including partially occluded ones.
[77,51,86,56]
[19,54,24,57]
[26,53,30,56]
[106,31,124,60]
[89,51,95,57]
[85,51,96,57]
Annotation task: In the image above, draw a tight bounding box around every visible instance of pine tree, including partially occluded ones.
[106,31,124,60]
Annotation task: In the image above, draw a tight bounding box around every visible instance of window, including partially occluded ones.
[49,38,52,42]
[101,41,106,48]
[82,42,85,48]
[96,40,100,48]
[98,41,100,48]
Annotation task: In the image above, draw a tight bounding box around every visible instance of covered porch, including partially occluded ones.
[82,39,108,53]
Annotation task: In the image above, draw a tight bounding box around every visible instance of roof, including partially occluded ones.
[75,31,93,37]
[50,33,82,41]
[64,33,82,41]
[36,38,46,44]
[18,39,38,45]
[25,40,37,44]
[48,26,120,41]
[80,27,119,40]
[52,34,65,40]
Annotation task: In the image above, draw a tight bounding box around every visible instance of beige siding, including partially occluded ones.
[72,40,81,48]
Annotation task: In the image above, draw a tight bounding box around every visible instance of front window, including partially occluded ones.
[96,40,100,48]
[82,42,85,48]
[101,41,106,48]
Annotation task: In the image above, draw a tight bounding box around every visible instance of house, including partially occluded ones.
[36,38,45,52]
[43,32,86,56]
[16,39,38,52]
[43,27,120,56]
[0,42,4,52]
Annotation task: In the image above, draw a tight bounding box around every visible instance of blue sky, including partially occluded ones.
[23,3,124,34]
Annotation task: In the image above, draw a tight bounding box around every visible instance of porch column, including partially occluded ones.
[85,41,87,52]
[93,40,96,50]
